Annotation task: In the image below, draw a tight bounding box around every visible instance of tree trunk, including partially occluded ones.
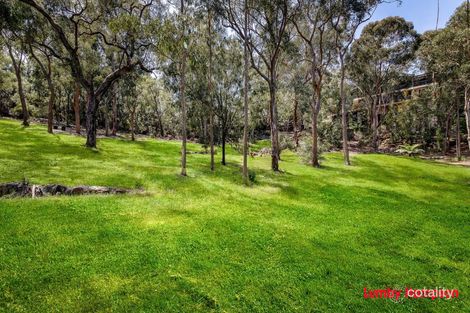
[269,81,280,172]
[46,77,55,134]
[465,86,470,150]
[7,46,29,127]
[159,115,164,137]
[16,67,29,127]
[85,90,97,148]
[339,59,350,165]
[180,0,187,176]
[456,105,461,161]
[310,62,322,168]
[104,100,109,137]
[310,78,321,168]
[242,0,249,184]
[153,94,164,138]
[293,93,299,149]
[130,107,135,141]
[444,112,451,154]
[311,108,319,167]
[209,113,215,171]
[208,9,215,172]
[203,118,207,151]
[73,81,81,135]
[112,88,117,136]
[222,129,226,166]
[372,96,379,151]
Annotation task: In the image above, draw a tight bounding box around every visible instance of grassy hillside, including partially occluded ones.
[0,118,469,312]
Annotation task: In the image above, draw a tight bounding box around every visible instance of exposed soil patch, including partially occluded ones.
[0,181,131,198]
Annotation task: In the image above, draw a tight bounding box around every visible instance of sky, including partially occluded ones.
[358,0,465,35]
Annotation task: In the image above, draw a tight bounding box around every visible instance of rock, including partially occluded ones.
[42,184,68,195]
[0,181,132,198]
[0,181,31,197]
[66,186,86,195]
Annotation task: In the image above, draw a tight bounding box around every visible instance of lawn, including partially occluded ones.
[0,118,469,312]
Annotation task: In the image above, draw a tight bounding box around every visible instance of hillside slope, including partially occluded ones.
[0,119,469,312]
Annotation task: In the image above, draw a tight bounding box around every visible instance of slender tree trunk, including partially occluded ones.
[310,79,321,168]
[456,105,461,161]
[73,81,81,134]
[209,114,215,170]
[104,100,109,137]
[242,0,249,184]
[444,111,451,154]
[130,106,135,141]
[311,108,319,167]
[203,118,208,151]
[310,62,322,167]
[46,77,55,134]
[372,96,379,151]
[112,88,117,136]
[208,10,215,172]
[85,90,97,148]
[153,93,164,137]
[16,66,29,127]
[66,90,70,127]
[293,93,299,149]
[339,58,350,165]
[180,0,188,176]
[269,80,280,172]
[159,115,164,137]
[222,129,226,166]
[465,86,470,150]
[7,45,29,127]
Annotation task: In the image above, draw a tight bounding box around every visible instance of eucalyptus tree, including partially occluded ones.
[158,0,192,175]
[329,0,386,165]
[26,16,60,134]
[19,0,158,148]
[223,0,293,172]
[213,38,243,165]
[1,1,33,126]
[349,16,419,151]
[424,1,470,155]
[293,0,335,167]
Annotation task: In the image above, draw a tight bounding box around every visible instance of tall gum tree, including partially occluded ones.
[329,0,386,165]
[19,0,158,148]
[223,0,292,172]
[349,16,419,151]
[293,0,335,167]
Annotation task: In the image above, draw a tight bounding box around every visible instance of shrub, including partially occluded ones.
[248,169,256,183]
[296,135,327,164]
[279,133,295,151]
[395,144,425,156]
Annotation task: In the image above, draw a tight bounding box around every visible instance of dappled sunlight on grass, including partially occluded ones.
[0,118,469,312]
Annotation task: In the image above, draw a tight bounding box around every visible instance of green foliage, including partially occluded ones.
[248,169,256,183]
[279,133,295,151]
[395,143,425,156]
[296,134,327,164]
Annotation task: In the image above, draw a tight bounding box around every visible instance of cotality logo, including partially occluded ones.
[363,287,459,300]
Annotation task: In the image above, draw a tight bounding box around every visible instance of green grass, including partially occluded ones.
[0,118,469,312]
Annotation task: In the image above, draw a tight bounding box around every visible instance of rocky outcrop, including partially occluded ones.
[0,181,129,198]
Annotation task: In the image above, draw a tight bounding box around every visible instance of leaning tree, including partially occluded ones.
[19,0,159,148]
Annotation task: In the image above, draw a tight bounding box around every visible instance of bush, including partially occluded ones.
[395,144,425,156]
[296,135,327,164]
[279,133,295,151]
[248,169,256,183]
